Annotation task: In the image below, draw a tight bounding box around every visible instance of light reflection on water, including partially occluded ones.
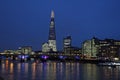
[0,60,120,80]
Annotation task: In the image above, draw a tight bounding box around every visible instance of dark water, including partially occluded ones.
[0,60,120,80]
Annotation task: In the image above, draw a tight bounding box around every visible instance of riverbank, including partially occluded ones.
[1,58,119,64]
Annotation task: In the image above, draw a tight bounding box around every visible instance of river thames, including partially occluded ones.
[0,60,120,80]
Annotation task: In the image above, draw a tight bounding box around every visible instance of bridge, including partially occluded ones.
[0,53,82,62]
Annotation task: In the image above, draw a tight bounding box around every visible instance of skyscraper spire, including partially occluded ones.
[48,10,57,51]
[42,10,57,52]
[49,10,56,40]
[51,10,54,18]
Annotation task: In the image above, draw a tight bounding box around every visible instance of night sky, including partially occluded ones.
[0,0,120,51]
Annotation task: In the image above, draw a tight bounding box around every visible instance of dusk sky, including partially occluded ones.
[0,0,120,51]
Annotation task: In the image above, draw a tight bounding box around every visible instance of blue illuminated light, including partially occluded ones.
[75,56,80,59]
[59,56,64,59]
[22,56,25,59]
[18,55,29,59]
[41,55,48,60]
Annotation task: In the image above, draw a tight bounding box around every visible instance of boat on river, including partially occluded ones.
[98,61,120,67]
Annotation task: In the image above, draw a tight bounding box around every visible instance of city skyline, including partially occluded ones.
[0,0,120,51]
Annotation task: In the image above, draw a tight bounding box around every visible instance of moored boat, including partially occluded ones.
[98,61,120,67]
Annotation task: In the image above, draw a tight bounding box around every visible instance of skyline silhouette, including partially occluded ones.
[0,0,120,51]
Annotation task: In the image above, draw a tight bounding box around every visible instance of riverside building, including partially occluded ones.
[82,37,120,59]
